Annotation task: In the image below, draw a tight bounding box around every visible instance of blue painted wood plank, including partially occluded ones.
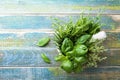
[0,32,55,47]
[0,48,119,66]
[0,1,119,79]
[0,0,119,14]
[0,31,119,48]
[0,0,119,6]
[0,16,52,29]
[0,67,119,80]
[0,15,119,30]
[0,48,58,67]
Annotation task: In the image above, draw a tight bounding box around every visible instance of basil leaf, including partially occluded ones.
[41,53,51,64]
[75,45,88,56]
[61,38,73,55]
[54,55,66,61]
[61,60,73,73]
[37,37,50,47]
[76,34,91,44]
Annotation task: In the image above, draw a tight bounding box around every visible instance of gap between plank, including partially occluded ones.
[0,66,119,69]
[0,47,119,51]
[0,29,120,34]
[0,12,119,16]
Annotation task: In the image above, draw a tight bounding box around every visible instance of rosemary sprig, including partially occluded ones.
[52,15,107,73]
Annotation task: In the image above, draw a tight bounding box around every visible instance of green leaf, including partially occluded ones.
[41,53,51,64]
[61,60,73,73]
[52,15,106,73]
[74,56,87,64]
[37,37,50,47]
[54,55,66,61]
[61,38,73,55]
[75,45,88,56]
[74,65,83,73]
[76,34,91,44]
[66,50,75,56]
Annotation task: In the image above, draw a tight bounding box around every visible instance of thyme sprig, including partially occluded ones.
[52,15,107,73]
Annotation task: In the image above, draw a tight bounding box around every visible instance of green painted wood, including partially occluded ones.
[0,67,119,80]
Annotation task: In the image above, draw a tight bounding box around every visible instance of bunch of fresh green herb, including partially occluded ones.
[52,15,107,73]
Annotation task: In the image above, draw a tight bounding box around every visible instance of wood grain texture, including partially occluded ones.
[104,32,120,48]
[0,15,120,67]
[0,32,55,47]
[0,15,119,48]
[0,0,119,14]
[0,15,119,30]
[0,32,119,48]
[0,48,119,67]
[0,10,119,79]
[0,48,58,67]
[0,67,119,80]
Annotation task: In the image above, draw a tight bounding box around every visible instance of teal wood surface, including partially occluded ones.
[0,0,119,79]
[0,14,119,79]
[0,48,119,67]
[0,31,119,48]
[0,0,119,14]
[0,15,119,30]
[0,67,120,80]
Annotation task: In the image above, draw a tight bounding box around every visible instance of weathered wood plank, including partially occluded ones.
[0,32,119,48]
[0,48,119,66]
[0,32,55,47]
[0,1,119,79]
[104,32,120,48]
[0,67,119,80]
[0,15,119,30]
[0,0,119,14]
[99,49,120,66]
[0,48,58,67]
